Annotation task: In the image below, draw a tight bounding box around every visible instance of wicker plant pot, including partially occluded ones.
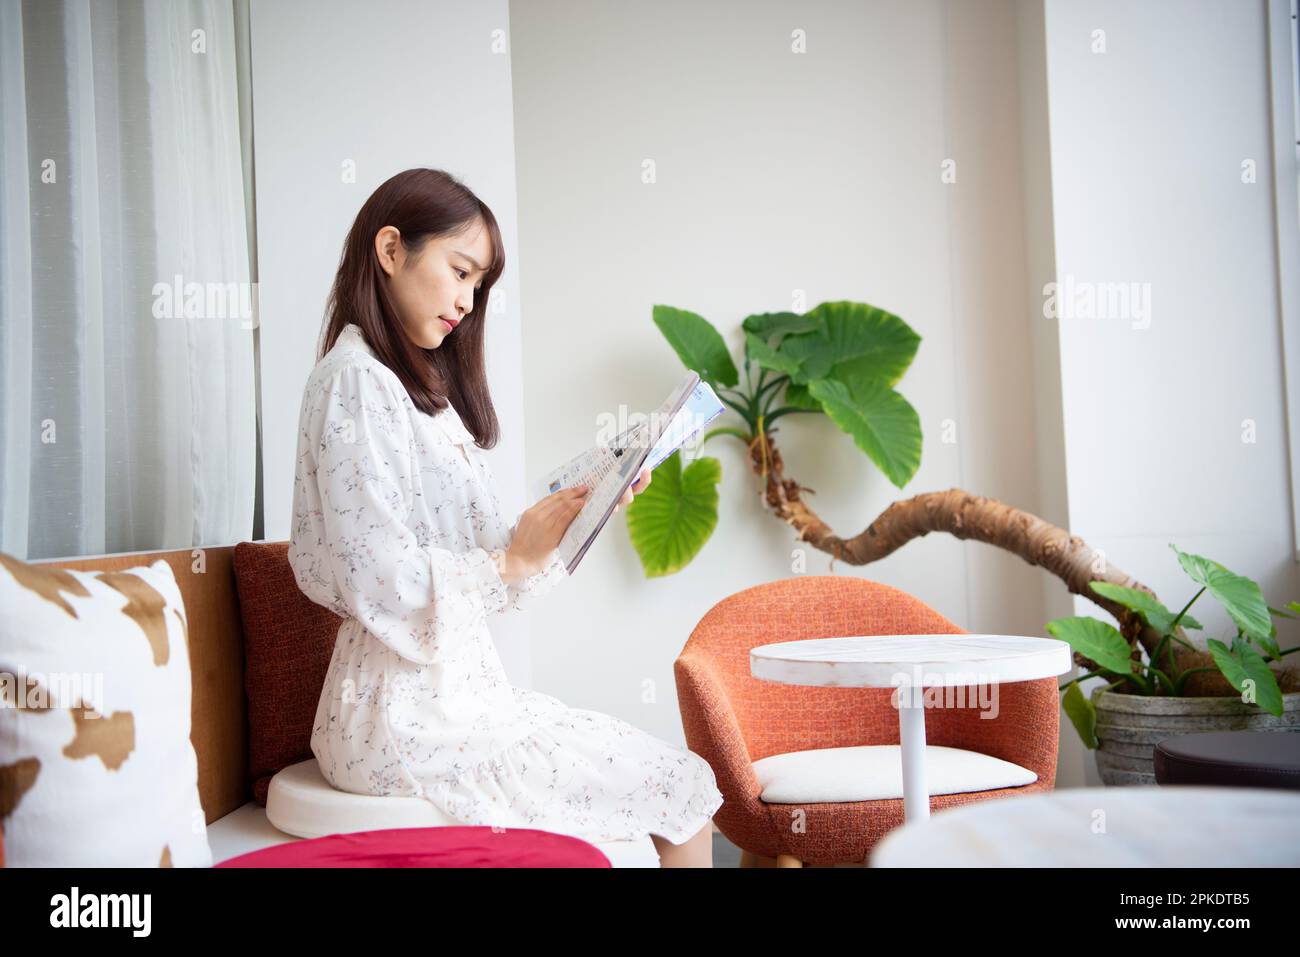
[1091,687,1300,785]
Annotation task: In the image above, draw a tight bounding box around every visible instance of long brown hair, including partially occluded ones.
[319,168,506,448]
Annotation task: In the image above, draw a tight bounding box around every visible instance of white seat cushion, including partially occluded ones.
[267,758,453,838]
[753,745,1037,803]
[262,758,660,867]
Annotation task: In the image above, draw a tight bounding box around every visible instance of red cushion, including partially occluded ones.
[232,542,341,804]
[214,827,611,868]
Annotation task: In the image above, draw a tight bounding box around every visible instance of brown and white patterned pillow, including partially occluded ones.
[0,551,212,867]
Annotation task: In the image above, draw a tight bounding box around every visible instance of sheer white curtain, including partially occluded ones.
[0,0,256,560]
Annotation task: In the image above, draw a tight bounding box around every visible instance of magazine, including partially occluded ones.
[529,372,726,574]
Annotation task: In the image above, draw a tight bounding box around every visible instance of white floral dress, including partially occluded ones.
[287,323,723,846]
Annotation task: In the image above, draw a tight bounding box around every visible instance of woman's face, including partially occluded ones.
[375,218,493,349]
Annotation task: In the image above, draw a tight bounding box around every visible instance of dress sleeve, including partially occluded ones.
[499,537,570,614]
[287,362,510,663]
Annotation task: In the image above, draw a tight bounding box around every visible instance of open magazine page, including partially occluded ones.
[528,372,723,574]
[642,379,728,471]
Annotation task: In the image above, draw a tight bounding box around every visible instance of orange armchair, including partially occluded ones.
[674,575,1060,866]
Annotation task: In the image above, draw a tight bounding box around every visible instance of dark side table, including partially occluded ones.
[1154,731,1300,790]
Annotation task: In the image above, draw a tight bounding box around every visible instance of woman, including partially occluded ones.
[287,168,723,867]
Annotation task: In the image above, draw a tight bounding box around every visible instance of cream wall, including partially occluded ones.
[509,0,1065,771]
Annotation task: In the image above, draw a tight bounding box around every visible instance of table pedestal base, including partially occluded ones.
[898,685,929,821]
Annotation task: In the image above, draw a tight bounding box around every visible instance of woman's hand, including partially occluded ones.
[614,466,652,512]
[502,484,590,580]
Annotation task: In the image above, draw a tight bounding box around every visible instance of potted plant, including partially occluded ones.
[627,301,924,576]
[1047,545,1300,785]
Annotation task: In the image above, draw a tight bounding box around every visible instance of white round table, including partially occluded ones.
[869,786,1300,866]
[750,634,1072,821]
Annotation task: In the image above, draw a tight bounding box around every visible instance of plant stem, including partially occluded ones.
[1149,633,1173,679]
[1172,667,1218,696]
[701,426,753,447]
[755,373,786,406]
[1148,665,1175,695]
[758,376,791,419]
[765,406,819,427]
[1169,587,1204,630]
[717,392,755,428]
[1059,668,1109,690]
[1123,669,1150,693]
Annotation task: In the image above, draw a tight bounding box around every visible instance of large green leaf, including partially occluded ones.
[1251,630,1284,662]
[744,332,803,378]
[1044,616,1137,676]
[652,305,738,388]
[782,380,823,411]
[806,377,921,488]
[1172,546,1272,643]
[807,301,921,387]
[1206,636,1284,716]
[1088,581,1204,632]
[625,451,722,578]
[741,311,821,343]
[777,331,836,382]
[1061,682,1098,749]
[755,301,921,390]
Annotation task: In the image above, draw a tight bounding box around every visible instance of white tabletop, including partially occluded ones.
[870,786,1300,867]
[750,634,1072,689]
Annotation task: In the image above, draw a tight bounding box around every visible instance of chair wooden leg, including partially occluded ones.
[776,854,803,868]
[740,850,776,868]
